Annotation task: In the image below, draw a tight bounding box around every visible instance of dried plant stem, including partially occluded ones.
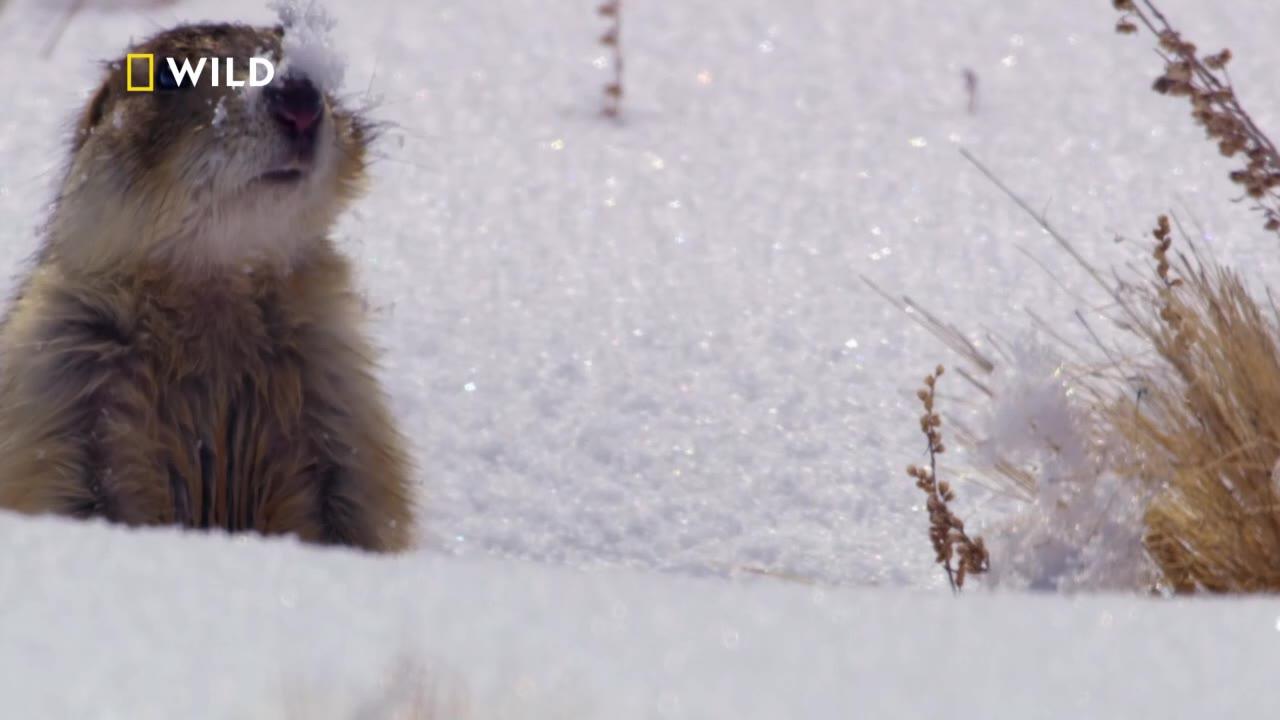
[598,1,624,119]
[906,366,989,592]
[1114,0,1280,237]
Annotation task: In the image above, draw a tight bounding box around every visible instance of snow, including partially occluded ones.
[2,0,1280,714]
[968,339,1154,592]
[211,95,228,127]
[5,513,1280,719]
[268,0,345,91]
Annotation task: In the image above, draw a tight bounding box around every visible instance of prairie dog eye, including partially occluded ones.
[157,62,183,90]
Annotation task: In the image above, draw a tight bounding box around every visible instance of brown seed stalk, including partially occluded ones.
[906,366,990,592]
[1115,0,1280,238]
[598,1,624,119]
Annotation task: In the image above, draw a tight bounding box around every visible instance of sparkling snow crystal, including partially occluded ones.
[267,0,345,91]
[210,96,227,127]
[972,339,1154,592]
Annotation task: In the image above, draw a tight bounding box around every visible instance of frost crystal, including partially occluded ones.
[210,97,227,128]
[267,0,346,91]
[974,339,1155,592]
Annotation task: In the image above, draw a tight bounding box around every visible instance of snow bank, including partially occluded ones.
[3,513,1280,719]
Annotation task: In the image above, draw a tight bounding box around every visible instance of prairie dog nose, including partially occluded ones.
[264,76,323,135]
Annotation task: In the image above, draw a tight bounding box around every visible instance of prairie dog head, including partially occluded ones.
[52,22,370,274]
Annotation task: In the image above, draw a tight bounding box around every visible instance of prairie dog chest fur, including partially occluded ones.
[0,20,415,551]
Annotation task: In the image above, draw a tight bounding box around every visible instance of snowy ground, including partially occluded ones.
[3,0,1280,716]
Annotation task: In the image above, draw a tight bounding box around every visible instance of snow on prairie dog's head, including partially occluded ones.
[54,19,369,273]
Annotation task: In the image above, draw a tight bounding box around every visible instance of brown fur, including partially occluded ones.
[0,23,415,551]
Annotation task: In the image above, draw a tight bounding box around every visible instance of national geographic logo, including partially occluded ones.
[126,54,276,92]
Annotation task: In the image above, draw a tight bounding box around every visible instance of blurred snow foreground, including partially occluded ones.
[3,0,1280,714]
[4,513,1280,719]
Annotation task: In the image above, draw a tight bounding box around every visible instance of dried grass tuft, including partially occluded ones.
[953,145,1280,593]
[908,0,1280,595]
[1100,0,1280,593]
[1104,218,1280,593]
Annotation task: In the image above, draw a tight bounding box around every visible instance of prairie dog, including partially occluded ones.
[0,22,415,551]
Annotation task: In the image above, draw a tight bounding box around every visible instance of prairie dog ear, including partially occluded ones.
[73,80,111,153]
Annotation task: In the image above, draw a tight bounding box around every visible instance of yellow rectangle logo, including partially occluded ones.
[126,53,154,92]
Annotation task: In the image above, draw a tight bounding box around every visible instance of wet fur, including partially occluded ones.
[0,23,415,551]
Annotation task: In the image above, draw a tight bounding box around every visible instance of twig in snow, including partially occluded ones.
[598,1,624,119]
